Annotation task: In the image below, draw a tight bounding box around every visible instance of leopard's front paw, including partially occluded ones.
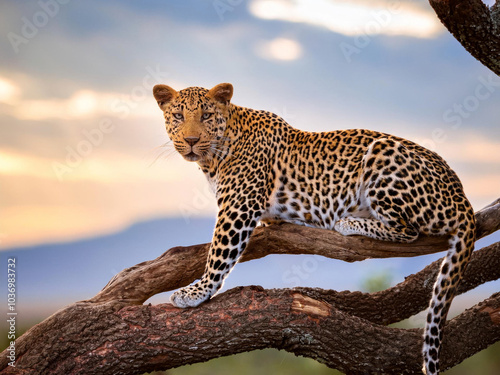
[170,284,211,308]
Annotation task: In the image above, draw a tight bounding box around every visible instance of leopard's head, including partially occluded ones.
[152,83,233,162]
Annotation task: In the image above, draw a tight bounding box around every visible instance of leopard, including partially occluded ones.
[152,83,475,375]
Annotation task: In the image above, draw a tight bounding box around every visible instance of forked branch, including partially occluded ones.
[0,199,499,375]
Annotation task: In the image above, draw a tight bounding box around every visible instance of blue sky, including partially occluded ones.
[0,0,499,248]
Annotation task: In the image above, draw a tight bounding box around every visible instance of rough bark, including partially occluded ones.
[1,288,500,375]
[429,0,500,76]
[296,241,500,326]
[0,199,499,375]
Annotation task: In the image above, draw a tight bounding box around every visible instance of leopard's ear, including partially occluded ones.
[207,83,233,104]
[153,84,177,110]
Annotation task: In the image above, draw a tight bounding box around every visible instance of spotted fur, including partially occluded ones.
[152,83,475,375]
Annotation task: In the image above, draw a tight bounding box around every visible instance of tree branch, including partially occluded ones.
[1,199,499,374]
[87,197,499,305]
[429,0,500,76]
[296,241,500,326]
[1,287,499,375]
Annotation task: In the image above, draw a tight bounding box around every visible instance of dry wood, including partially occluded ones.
[0,286,499,375]
[86,198,499,305]
[0,199,498,374]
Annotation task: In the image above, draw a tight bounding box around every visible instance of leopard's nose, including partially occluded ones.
[184,136,200,146]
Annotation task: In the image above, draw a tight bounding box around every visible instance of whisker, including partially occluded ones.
[148,149,175,167]
[157,141,172,149]
[208,146,223,160]
[147,141,178,167]
[214,150,225,160]
[211,145,231,160]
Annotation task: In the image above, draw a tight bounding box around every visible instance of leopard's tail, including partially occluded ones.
[422,211,475,375]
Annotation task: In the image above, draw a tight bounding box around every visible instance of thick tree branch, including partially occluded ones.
[296,241,500,326]
[87,198,499,305]
[1,288,499,375]
[1,199,499,374]
[429,0,500,75]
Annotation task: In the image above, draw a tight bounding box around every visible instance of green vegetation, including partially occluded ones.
[360,270,393,293]
[145,343,500,375]
[149,349,342,375]
[443,341,500,375]
[1,322,37,352]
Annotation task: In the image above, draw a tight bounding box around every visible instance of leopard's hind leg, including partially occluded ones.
[335,138,476,374]
[335,138,420,243]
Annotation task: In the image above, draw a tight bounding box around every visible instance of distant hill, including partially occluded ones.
[1,217,498,323]
[0,217,216,320]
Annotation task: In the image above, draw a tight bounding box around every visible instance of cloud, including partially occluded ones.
[248,0,442,38]
[439,138,500,165]
[255,37,303,61]
[0,77,21,104]
[0,147,183,183]
[0,149,53,179]
[0,145,217,248]
[464,174,500,205]
[2,87,159,122]
[0,156,216,249]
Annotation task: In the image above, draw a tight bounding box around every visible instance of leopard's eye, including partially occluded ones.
[172,113,184,121]
[201,112,213,121]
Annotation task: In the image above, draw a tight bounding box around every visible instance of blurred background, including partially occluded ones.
[1,0,499,373]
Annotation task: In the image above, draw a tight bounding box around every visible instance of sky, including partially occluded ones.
[0,0,499,249]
